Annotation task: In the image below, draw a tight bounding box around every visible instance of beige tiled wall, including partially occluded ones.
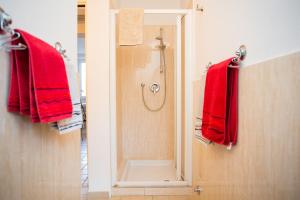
[0,52,81,200]
[192,52,300,199]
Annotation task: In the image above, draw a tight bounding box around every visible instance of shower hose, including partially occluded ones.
[141,46,167,112]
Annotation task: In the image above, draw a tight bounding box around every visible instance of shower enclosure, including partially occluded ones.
[110,9,193,188]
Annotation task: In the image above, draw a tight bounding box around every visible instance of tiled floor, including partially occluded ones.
[81,128,88,200]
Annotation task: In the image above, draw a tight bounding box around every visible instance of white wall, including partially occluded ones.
[0,0,77,67]
[86,0,111,193]
[194,0,300,80]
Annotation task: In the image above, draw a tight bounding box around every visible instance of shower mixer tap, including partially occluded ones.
[149,82,160,94]
[141,82,160,94]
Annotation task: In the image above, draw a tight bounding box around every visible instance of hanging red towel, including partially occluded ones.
[7,52,20,113]
[201,58,239,146]
[8,29,72,123]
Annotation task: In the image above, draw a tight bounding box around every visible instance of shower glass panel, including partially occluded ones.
[112,11,190,187]
[116,25,176,182]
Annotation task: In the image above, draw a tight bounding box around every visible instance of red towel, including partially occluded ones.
[201,58,239,146]
[8,29,72,123]
[7,52,20,113]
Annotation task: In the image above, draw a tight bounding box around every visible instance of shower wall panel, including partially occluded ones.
[116,26,176,164]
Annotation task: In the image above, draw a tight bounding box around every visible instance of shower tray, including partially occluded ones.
[116,160,188,187]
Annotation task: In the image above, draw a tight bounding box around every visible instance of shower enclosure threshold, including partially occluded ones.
[116,160,188,187]
[115,180,188,188]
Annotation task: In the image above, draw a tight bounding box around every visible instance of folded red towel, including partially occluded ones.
[201,58,239,146]
[15,37,30,116]
[8,29,72,123]
[7,52,20,113]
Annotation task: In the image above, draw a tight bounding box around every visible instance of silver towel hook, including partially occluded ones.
[0,29,27,51]
[0,6,27,51]
[55,42,67,58]
[232,45,247,64]
[0,6,12,33]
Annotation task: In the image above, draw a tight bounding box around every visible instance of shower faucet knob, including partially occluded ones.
[149,82,160,94]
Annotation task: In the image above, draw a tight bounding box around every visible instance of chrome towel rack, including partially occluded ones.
[194,116,213,145]
[204,45,247,74]
[0,6,26,51]
[197,45,247,149]
[195,116,233,150]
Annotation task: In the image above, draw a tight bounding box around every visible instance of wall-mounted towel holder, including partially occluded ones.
[0,6,26,51]
[195,116,233,150]
[232,45,247,64]
[195,116,213,145]
[54,42,68,59]
[0,6,12,33]
[197,45,247,149]
[204,45,247,74]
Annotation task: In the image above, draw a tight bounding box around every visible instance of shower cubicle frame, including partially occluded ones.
[109,9,194,187]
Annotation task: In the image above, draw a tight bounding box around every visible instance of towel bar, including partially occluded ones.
[204,45,247,74]
[194,116,213,145]
[195,116,234,150]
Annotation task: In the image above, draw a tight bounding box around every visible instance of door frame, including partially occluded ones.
[109,9,194,187]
